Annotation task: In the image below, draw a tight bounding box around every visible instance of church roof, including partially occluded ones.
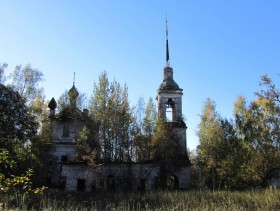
[159,78,180,90]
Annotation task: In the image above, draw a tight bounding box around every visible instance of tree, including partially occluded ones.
[0,149,46,205]
[256,74,280,150]
[233,75,280,187]
[143,97,158,136]
[0,84,38,161]
[0,63,52,187]
[196,97,258,189]
[0,62,8,84]
[134,97,146,133]
[4,63,48,124]
[257,74,280,103]
[194,75,280,189]
[89,72,133,162]
[76,123,100,165]
[196,98,225,190]
[135,97,157,161]
[151,119,180,161]
[218,118,247,189]
[9,64,44,105]
[0,73,51,187]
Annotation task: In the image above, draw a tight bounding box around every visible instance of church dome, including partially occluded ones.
[68,84,79,107]
[159,79,180,90]
[159,66,180,90]
[48,97,57,110]
[68,85,79,98]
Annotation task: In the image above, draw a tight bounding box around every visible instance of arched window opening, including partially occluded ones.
[167,174,179,190]
[62,124,69,137]
[166,99,174,122]
[138,179,146,191]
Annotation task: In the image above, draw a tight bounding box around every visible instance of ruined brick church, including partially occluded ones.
[45,21,191,191]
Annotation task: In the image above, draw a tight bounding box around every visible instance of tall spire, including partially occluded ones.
[73,72,76,86]
[166,15,170,66]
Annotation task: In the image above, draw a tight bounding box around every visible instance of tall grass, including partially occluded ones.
[1,188,280,210]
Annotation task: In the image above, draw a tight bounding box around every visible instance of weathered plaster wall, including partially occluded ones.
[175,167,191,189]
[61,164,161,191]
[266,169,280,187]
[157,90,183,121]
[61,163,191,191]
[51,119,83,142]
[172,127,187,154]
[52,145,76,161]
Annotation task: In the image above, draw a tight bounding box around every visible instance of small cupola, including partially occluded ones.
[159,66,180,90]
[68,84,79,107]
[48,97,57,117]
[68,72,79,107]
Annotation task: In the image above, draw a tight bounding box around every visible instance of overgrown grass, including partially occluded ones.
[1,188,280,210]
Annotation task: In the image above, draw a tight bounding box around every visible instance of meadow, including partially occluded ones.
[1,188,280,210]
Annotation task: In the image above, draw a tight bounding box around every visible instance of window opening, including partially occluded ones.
[60,176,67,190]
[167,174,179,190]
[138,179,146,191]
[165,99,174,122]
[77,179,86,191]
[46,177,52,187]
[61,155,68,162]
[62,124,69,137]
[166,106,173,122]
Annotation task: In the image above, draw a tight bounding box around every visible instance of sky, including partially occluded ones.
[1,1,280,150]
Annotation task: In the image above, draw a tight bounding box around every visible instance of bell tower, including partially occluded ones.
[157,18,187,154]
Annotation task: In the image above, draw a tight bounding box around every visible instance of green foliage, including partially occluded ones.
[143,97,158,136]
[0,64,51,187]
[196,98,225,189]
[76,124,100,165]
[1,62,47,125]
[57,89,87,111]
[234,90,280,185]
[89,72,133,162]
[151,119,180,161]
[134,97,158,161]
[196,75,280,189]
[9,64,44,105]
[0,149,46,195]
[0,63,8,84]
[0,84,38,157]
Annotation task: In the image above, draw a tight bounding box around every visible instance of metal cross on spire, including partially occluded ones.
[166,14,170,66]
